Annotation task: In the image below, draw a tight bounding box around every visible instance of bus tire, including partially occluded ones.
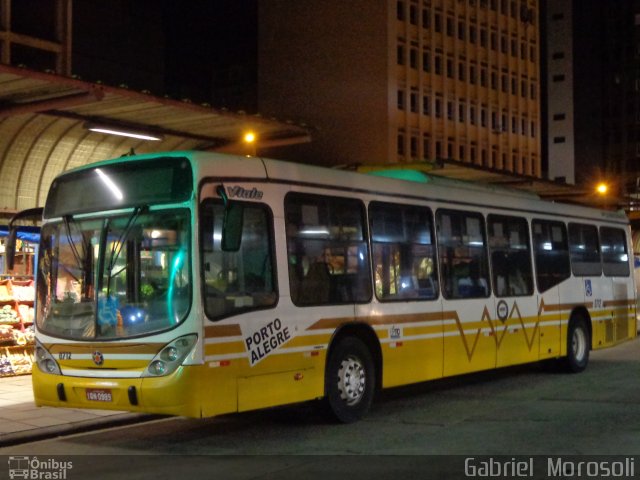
[325,337,375,423]
[565,315,590,373]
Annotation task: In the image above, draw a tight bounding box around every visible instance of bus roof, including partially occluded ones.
[54,150,629,224]
[366,168,541,201]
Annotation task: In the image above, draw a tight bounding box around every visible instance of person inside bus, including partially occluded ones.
[298,260,331,304]
[457,261,489,298]
[507,252,532,295]
[395,244,420,298]
[492,250,531,297]
[491,252,509,297]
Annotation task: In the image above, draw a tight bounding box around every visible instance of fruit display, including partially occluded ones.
[17,304,34,323]
[8,347,33,375]
[0,278,36,375]
[0,304,19,324]
[23,324,35,344]
[0,353,14,376]
[12,280,35,302]
[0,324,13,344]
[0,281,11,302]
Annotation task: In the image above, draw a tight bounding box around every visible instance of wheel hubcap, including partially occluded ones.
[337,355,366,406]
[572,327,586,362]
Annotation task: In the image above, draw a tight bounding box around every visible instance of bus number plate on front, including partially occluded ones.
[86,388,112,402]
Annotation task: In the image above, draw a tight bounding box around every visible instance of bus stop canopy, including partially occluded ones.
[0,64,311,215]
[0,64,617,216]
[355,158,619,209]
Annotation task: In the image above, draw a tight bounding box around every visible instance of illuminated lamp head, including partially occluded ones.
[120,306,146,327]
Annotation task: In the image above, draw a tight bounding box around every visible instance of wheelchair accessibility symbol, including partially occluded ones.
[584,279,592,297]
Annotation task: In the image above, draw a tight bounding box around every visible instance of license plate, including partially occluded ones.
[86,388,112,402]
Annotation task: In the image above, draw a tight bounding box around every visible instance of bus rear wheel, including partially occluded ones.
[565,315,590,373]
[325,337,375,423]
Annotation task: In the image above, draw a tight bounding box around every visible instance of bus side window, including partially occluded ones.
[600,227,630,277]
[568,223,601,277]
[199,200,277,319]
[532,219,570,292]
[369,201,438,301]
[488,214,533,297]
[436,209,490,299]
[285,192,371,306]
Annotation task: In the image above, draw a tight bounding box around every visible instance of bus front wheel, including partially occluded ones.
[565,315,590,373]
[325,337,375,423]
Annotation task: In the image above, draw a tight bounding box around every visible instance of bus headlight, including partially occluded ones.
[164,347,179,362]
[35,340,61,375]
[148,360,167,376]
[143,334,197,377]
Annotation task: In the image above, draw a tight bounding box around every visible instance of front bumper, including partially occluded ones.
[32,365,202,418]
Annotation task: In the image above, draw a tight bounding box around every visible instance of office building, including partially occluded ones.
[543,0,640,197]
[259,0,540,174]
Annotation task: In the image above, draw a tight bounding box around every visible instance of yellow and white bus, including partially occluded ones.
[32,151,636,422]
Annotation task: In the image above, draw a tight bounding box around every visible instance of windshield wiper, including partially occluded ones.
[62,214,88,281]
[104,205,148,295]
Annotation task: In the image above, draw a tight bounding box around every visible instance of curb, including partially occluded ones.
[0,413,161,448]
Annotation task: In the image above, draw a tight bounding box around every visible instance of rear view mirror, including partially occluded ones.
[221,203,244,252]
[216,185,244,252]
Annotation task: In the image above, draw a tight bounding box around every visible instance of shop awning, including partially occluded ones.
[0,227,40,243]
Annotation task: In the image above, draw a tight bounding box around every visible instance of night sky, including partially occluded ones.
[71,0,258,111]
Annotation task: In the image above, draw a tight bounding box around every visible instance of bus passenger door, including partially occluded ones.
[537,285,563,359]
[437,210,496,377]
[488,215,540,368]
[532,220,570,360]
[493,280,540,367]
[442,296,496,376]
[588,274,613,348]
[599,226,636,346]
[608,277,635,343]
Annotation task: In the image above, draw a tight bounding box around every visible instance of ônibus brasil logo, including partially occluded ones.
[8,456,73,479]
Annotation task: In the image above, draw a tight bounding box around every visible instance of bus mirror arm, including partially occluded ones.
[5,227,17,272]
[216,185,244,252]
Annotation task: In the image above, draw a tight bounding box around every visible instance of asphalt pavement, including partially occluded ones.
[1,335,638,449]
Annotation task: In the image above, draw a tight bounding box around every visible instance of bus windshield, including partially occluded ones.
[36,208,191,340]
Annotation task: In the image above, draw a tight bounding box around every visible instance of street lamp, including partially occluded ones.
[595,181,611,209]
[596,182,608,195]
[243,131,257,156]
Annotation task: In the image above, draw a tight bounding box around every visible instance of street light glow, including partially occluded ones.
[243,131,256,143]
[596,183,608,195]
